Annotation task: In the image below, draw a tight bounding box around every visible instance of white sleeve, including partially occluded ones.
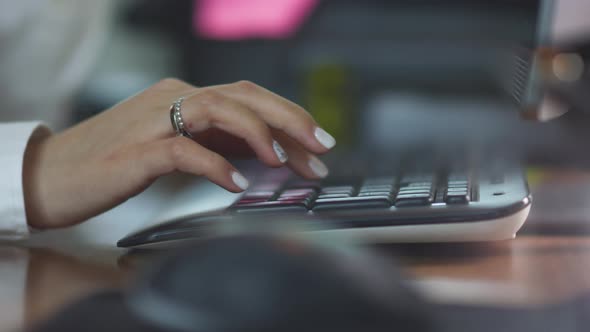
[0,122,47,240]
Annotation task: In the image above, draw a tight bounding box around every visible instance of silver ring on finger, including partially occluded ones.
[169,97,193,138]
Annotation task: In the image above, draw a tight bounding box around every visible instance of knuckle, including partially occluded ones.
[157,77,183,88]
[235,80,258,92]
[195,90,224,106]
[154,78,194,93]
[169,138,188,164]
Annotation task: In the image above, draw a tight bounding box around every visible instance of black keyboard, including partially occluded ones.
[232,171,473,214]
[117,158,532,248]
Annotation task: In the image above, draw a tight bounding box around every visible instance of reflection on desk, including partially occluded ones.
[0,247,130,332]
[1,235,590,331]
[394,236,590,306]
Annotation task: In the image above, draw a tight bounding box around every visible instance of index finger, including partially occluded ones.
[201,81,337,154]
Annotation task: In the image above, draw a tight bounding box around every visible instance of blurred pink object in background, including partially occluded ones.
[195,0,318,40]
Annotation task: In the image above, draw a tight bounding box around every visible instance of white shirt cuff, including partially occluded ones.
[0,122,48,240]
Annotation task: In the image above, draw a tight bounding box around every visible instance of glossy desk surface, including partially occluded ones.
[0,235,589,331]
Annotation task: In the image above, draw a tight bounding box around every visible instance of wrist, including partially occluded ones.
[23,127,53,229]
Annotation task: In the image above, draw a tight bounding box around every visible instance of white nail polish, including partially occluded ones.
[308,156,329,178]
[272,140,288,163]
[231,171,249,190]
[314,127,336,149]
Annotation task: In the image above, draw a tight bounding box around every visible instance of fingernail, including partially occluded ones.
[231,171,249,190]
[272,140,288,163]
[308,156,329,178]
[314,127,336,149]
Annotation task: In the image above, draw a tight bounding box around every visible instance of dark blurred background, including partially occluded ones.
[72,0,590,166]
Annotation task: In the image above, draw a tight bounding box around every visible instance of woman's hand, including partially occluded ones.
[23,79,336,229]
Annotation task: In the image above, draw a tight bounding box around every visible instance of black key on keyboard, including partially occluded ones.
[358,182,394,198]
[393,174,435,207]
[278,189,316,200]
[394,192,434,207]
[312,196,393,211]
[445,189,470,204]
[320,186,355,195]
[317,193,351,199]
[358,191,391,197]
[360,182,393,190]
[237,198,270,205]
[397,187,431,195]
[241,191,275,199]
[444,176,471,204]
[234,184,317,213]
[448,180,468,187]
[235,200,309,213]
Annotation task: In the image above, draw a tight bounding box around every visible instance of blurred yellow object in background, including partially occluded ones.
[304,63,355,146]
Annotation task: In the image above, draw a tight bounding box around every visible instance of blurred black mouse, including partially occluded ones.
[125,234,434,332]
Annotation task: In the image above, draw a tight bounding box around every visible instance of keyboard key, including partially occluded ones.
[397,188,431,195]
[406,182,432,188]
[317,193,351,199]
[242,191,275,199]
[235,200,309,213]
[279,189,315,197]
[359,185,394,192]
[445,187,470,204]
[396,192,432,199]
[446,187,468,192]
[445,194,470,204]
[447,185,468,190]
[321,185,354,191]
[283,188,315,194]
[236,198,269,205]
[448,180,468,186]
[358,192,392,197]
[395,192,433,207]
[320,186,355,195]
[312,196,393,211]
[276,196,313,203]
